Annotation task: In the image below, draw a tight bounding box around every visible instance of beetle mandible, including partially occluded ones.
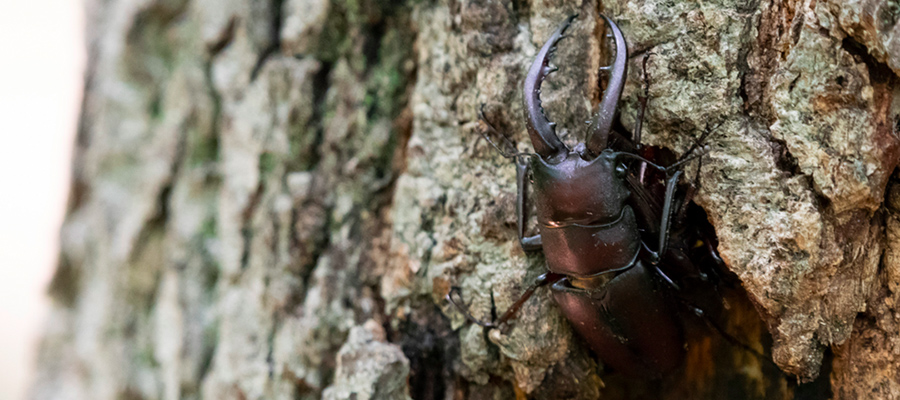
[449,14,710,378]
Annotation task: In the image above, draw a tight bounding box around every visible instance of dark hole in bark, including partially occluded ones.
[395,304,458,400]
[794,348,834,399]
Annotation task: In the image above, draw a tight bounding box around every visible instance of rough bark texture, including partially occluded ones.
[33,0,900,399]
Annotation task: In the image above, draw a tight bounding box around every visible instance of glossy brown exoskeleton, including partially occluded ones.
[450,14,713,378]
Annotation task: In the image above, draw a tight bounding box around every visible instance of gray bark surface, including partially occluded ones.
[33,0,900,399]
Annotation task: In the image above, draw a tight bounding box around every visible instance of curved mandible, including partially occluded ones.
[523,15,576,161]
[586,14,628,156]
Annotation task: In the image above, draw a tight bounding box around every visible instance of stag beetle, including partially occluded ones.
[448,14,716,378]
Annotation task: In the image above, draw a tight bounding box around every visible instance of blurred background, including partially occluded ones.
[0,1,84,399]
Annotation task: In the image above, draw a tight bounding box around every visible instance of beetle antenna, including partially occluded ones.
[631,53,654,148]
[479,104,538,161]
[677,120,724,163]
[664,148,709,173]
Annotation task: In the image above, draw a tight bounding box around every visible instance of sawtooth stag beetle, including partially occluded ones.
[448,14,721,378]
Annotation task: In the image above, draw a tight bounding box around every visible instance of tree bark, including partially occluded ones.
[32,0,900,399]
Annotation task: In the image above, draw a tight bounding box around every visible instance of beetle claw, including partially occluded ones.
[586,15,628,156]
[523,15,578,160]
[488,328,505,344]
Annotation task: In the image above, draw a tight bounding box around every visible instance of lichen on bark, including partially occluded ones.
[33,0,900,399]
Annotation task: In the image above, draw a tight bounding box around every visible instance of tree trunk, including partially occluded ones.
[32,0,900,399]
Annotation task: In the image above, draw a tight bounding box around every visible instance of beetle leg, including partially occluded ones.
[668,125,715,222]
[642,170,683,265]
[516,156,542,251]
[446,287,498,328]
[652,263,681,291]
[690,306,768,358]
[494,272,564,330]
[671,156,702,226]
[446,273,564,331]
[650,270,771,361]
[655,170,683,261]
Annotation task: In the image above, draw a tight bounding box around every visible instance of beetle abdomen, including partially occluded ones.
[551,262,684,377]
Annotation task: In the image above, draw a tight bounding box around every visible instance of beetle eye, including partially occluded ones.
[615,163,627,177]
